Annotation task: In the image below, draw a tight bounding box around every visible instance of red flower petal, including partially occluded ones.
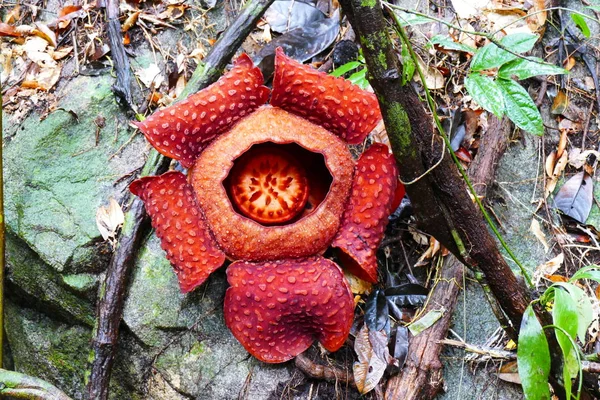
[332,144,400,283]
[224,257,355,363]
[130,171,226,293]
[271,48,381,144]
[134,54,270,168]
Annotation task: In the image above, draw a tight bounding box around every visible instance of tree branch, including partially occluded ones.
[339,0,529,339]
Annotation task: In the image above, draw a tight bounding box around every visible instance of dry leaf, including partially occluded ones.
[135,63,164,89]
[344,270,372,296]
[4,6,21,24]
[409,225,429,246]
[353,325,387,394]
[414,54,445,90]
[557,128,567,159]
[122,11,141,32]
[0,22,22,37]
[546,274,568,282]
[530,219,549,253]
[545,149,568,198]
[551,90,569,115]
[533,252,564,286]
[526,0,547,33]
[50,46,73,60]
[96,198,125,244]
[568,149,600,170]
[546,150,556,177]
[496,372,521,385]
[32,22,57,47]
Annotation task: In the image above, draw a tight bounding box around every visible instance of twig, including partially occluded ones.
[438,339,517,361]
[0,369,72,400]
[295,353,355,387]
[582,361,600,374]
[86,1,275,398]
[104,0,134,111]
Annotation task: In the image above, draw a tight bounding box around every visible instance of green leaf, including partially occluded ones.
[408,308,444,335]
[497,78,543,135]
[501,33,539,53]
[465,73,505,118]
[430,35,476,53]
[470,33,538,71]
[498,58,568,80]
[571,14,591,38]
[401,41,415,85]
[555,283,594,343]
[392,10,434,26]
[348,68,369,89]
[517,304,551,400]
[330,61,362,77]
[553,287,580,399]
[570,265,600,283]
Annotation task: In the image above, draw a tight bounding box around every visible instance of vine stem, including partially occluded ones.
[388,10,534,287]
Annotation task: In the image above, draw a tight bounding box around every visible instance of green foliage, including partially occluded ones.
[518,266,600,399]
[429,35,475,53]
[330,55,370,89]
[551,287,579,399]
[400,40,415,85]
[463,33,568,135]
[517,305,551,400]
[571,13,590,38]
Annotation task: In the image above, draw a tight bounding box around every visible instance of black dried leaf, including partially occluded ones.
[392,326,409,370]
[365,289,390,336]
[385,283,428,308]
[255,10,340,77]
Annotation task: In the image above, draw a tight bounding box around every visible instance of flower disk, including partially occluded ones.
[271,47,381,144]
[224,257,355,363]
[134,54,270,168]
[229,146,310,225]
[130,171,226,292]
[333,144,401,283]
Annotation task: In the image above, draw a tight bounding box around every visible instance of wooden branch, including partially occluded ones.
[339,0,529,340]
[295,353,356,387]
[86,1,275,398]
[104,0,133,110]
[0,369,72,400]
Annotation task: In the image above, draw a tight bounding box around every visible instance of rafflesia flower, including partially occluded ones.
[130,48,405,363]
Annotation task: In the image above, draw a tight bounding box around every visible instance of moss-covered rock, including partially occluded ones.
[4,73,146,274]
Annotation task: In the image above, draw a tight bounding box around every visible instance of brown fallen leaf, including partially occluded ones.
[96,198,125,245]
[530,219,549,253]
[32,23,57,47]
[344,270,373,296]
[0,22,22,37]
[546,274,569,283]
[353,325,388,394]
[551,90,569,115]
[545,149,568,198]
[533,252,564,286]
